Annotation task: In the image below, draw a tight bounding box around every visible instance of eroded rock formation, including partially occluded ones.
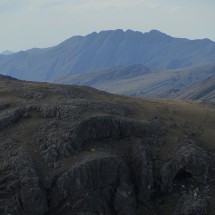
[0,76,214,215]
[161,143,210,189]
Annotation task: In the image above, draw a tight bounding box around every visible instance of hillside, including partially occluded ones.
[177,74,215,102]
[55,63,215,98]
[1,75,215,214]
[0,29,215,81]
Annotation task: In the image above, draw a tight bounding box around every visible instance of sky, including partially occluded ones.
[0,0,215,52]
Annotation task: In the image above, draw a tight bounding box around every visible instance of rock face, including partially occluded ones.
[174,193,211,215]
[161,143,210,189]
[0,75,215,215]
[0,140,47,215]
[132,141,154,202]
[28,98,129,120]
[69,115,146,146]
[49,154,136,215]
[0,108,25,131]
[0,101,9,110]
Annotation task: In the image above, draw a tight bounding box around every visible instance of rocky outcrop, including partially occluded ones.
[38,115,148,163]
[21,89,47,100]
[131,141,154,202]
[0,139,47,215]
[174,192,211,215]
[0,108,25,131]
[0,101,9,111]
[26,98,128,120]
[48,154,136,215]
[161,143,210,189]
[70,115,146,145]
[67,98,129,117]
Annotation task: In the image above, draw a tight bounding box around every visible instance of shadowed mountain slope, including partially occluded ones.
[0,29,215,81]
[55,63,215,98]
[177,74,215,102]
[1,74,215,214]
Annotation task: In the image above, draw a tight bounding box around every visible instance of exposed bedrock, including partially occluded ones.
[161,143,210,189]
[0,140,47,215]
[39,115,150,163]
[48,154,136,215]
[27,98,129,120]
[70,115,147,145]
[21,89,47,100]
[0,108,25,131]
[67,98,129,117]
[174,192,212,215]
[0,101,9,111]
[131,141,154,202]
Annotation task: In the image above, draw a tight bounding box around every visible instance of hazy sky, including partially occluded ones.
[0,0,214,52]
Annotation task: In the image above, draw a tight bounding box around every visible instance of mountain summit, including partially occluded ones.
[0,29,215,81]
[0,50,14,55]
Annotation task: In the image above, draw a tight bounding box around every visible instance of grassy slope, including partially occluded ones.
[2,78,215,154]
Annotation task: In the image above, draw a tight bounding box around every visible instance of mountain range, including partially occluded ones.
[0,29,215,82]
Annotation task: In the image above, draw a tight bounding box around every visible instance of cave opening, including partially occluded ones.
[173,169,193,186]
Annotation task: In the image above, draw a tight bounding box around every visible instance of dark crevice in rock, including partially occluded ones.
[173,169,193,186]
[161,143,210,189]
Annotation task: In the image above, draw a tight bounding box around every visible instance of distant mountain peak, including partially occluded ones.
[82,29,173,40]
[1,50,14,55]
[85,29,173,41]
[149,29,162,34]
[95,29,125,36]
[147,29,171,38]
